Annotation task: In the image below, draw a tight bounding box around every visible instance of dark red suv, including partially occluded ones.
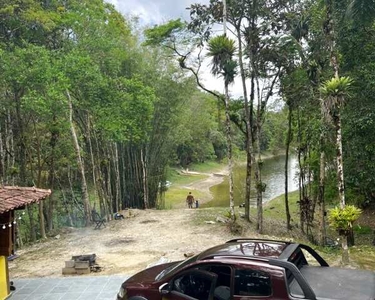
[117,238,375,300]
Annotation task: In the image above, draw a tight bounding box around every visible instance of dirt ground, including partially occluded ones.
[9,169,235,278]
[9,167,375,278]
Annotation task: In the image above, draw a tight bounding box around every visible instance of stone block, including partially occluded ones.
[62,267,77,275]
[65,260,75,268]
[75,261,89,269]
[76,268,90,275]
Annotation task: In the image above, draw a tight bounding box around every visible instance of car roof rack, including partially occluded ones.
[225,238,292,245]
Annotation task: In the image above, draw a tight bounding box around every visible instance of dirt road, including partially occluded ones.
[9,208,236,278]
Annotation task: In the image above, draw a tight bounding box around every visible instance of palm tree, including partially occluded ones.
[320,76,353,263]
[321,76,352,208]
[207,35,237,222]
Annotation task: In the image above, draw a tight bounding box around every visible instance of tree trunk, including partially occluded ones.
[120,144,127,209]
[6,111,15,185]
[92,130,108,218]
[141,147,148,209]
[223,0,227,36]
[47,115,58,231]
[236,25,253,222]
[254,76,264,233]
[38,201,46,239]
[334,114,345,209]
[297,108,305,233]
[342,236,349,264]
[87,114,100,211]
[325,0,350,258]
[222,0,234,220]
[255,121,263,234]
[27,206,36,243]
[105,145,113,215]
[34,122,46,240]
[14,90,27,186]
[66,90,91,226]
[224,83,235,221]
[285,105,292,230]
[318,150,326,245]
[334,114,349,262]
[318,92,327,246]
[114,143,122,212]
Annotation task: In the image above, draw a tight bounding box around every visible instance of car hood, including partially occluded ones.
[124,262,177,287]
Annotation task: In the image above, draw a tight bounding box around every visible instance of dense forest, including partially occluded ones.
[1,0,375,251]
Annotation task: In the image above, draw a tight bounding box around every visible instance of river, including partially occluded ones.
[202,155,299,207]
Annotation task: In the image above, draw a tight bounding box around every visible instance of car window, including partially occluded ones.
[197,265,232,300]
[172,270,216,300]
[301,249,321,266]
[234,269,272,297]
[156,255,199,281]
[288,248,308,270]
[198,265,232,288]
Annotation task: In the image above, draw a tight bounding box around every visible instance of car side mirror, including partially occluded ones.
[159,282,171,295]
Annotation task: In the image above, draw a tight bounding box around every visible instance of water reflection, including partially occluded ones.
[203,155,298,207]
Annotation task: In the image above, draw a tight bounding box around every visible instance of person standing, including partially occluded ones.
[186,192,194,209]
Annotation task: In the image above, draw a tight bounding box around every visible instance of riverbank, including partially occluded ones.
[167,159,375,269]
[165,152,296,209]
[164,161,228,208]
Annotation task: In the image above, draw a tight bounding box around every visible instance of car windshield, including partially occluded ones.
[155,255,198,281]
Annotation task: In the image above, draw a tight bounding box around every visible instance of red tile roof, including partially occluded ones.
[0,186,51,214]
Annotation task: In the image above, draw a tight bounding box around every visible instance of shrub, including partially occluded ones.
[328,205,362,234]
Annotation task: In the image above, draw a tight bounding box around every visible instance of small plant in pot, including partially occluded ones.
[328,205,362,235]
[328,205,362,264]
[328,205,362,236]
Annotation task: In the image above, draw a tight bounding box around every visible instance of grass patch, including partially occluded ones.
[188,160,226,173]
[167,168,208,186]
[170,173,208,186]
[165,187,207,208]
[353,224,373,234]
[264,190,300,222]
[350,246,375,270]
[192,207,229,225]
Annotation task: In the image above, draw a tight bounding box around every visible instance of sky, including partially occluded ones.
[106,0,245,98]
[106,0,209,25]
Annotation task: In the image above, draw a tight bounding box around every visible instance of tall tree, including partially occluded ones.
[207,35,237,222]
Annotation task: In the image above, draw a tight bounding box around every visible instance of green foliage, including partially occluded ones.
[95,78,155,142]
[320,76,353,99]
[207,35,237,82]
[346,0,375,25]
[144,19,185,46]
[171,91,222,167]
[207,35,236,63]
[328,205,362,231]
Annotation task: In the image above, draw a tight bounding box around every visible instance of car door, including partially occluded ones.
[162,269,218,300]
[233,268,273,299]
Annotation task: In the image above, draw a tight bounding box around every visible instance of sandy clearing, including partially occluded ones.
[9,209,236,278]
[9,168,236,278]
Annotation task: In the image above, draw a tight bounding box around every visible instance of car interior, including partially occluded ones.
[199,265,232,300]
